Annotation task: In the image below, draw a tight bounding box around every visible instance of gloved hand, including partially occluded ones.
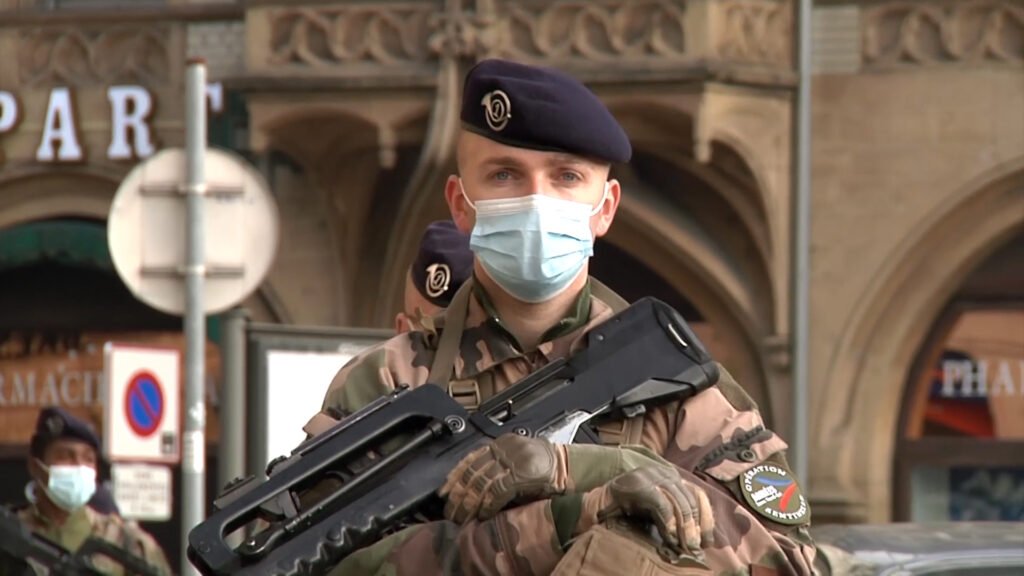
[440,433,571,523]
[569,466,715,557]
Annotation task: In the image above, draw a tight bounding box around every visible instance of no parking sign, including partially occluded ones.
[103,343,181,463]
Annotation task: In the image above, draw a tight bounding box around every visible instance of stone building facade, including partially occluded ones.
[0,0,1021,555]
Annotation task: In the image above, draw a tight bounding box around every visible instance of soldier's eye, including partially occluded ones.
[560,171,582,182]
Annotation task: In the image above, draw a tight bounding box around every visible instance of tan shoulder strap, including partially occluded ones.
[427,279,474,385]
[590,277,629,312]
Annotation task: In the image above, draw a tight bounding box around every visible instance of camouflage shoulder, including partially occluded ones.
[712,362,763,413]
[663,363,811,529]
[89,510,173,575]
[121,521,173,575]
[321,331,437,418]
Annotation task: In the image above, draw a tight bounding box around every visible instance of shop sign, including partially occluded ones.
[0,82,223,163]
[0,330,221,446]
[941,358,1024,398]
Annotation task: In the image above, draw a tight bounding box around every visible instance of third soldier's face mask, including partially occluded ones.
[36,459,97,511]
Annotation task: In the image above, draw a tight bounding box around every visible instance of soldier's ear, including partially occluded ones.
[445,176,475,235]
[395,313,412,334]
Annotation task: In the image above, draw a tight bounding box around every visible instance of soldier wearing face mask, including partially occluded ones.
[304,59,818,576]
[11,407,172,575]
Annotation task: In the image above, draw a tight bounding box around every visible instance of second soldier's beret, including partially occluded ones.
[30,406,101,458]
[411,220,473,308]
[460,59,632,164]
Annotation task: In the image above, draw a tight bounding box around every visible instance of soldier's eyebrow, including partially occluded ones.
[480,155,529,170]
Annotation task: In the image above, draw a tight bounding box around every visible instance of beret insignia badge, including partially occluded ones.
[481,90,511,132]
[46,415,64,436]
[425,263,451,298]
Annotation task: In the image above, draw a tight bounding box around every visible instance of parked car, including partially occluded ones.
[811,522,1024,575]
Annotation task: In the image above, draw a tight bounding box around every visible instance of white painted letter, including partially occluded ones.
[0,92,19,133]
[60,371,82,404]
[107,85,156,160]
[942,359,988,397]
[990,360,1015,397]
[206,82,224,114]
[36,87,83,162]
[40,371,60,405]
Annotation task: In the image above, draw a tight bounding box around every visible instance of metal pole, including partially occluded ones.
[793,0,813,488]
[182,58,208,576]
[218,306,248,547]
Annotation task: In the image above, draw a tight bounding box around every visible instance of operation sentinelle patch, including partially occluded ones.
[739,464,810,526]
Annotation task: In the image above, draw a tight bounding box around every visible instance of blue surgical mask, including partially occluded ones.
[462,181,607,303]
[38,461,96,511]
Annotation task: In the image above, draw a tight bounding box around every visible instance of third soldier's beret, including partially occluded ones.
[30,406,101,458]
[460,59,632,164]
[411,220,473,308]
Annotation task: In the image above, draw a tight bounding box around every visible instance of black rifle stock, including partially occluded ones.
[187,297,720,576]
[0,505,160,576]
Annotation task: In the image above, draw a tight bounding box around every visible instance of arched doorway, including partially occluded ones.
[811,162,1024,523]
[894,231,1024,521]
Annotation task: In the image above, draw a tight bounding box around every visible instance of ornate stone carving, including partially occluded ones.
[863,1,1024,67]
[427,10,501,58]
[499,0,687,62]
[267,5,437,67]
[18,26,172,87]
[715,0,792,66]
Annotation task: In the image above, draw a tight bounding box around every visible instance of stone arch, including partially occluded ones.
[0,166,121,229]
[251,105,417,325]
[0,165,291,324]
[605,168,775,417]
[812,159,1024,522]
[607,100,777,334]
[608,100,774,255]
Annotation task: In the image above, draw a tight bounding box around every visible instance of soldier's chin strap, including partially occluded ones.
[589,278,629,313]
[428,279,474,387]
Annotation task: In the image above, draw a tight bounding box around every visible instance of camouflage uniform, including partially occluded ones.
[312,278,817,575]
[13,502,173,575]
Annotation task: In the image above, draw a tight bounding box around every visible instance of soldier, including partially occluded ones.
[395,220,473,334]
[12,407,173,575]
[306,59,818,575]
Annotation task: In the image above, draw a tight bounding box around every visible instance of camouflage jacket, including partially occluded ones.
[11,502,173,576]
[315,278,817,576]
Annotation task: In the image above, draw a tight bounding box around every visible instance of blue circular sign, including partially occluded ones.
[124,371,164,437]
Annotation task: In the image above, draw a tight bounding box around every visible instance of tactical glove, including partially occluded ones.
[440,433,571,523]
[554,466,715,558]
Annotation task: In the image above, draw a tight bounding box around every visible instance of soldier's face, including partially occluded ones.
[29,439,98,487]
[447,131,620,240]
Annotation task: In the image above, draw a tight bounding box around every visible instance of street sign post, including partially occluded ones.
[106,59,278,575]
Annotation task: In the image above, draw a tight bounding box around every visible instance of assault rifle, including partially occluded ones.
[187,297,720,576]
[0,505,159,576]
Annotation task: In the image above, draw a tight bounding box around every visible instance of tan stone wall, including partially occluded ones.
[809,63,1024,521]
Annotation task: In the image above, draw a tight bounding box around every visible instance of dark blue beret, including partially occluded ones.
[411,220,473,308]
[460,59,632,164]
[30,406,100,458]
